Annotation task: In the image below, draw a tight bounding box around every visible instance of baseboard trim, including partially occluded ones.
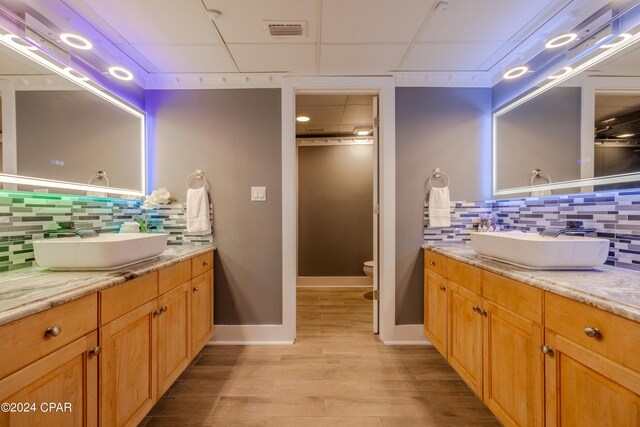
[297,276,373,287]
[382,324,431,345]
[209,325,294,345]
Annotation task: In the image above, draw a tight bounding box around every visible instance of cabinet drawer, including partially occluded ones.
[483,270,543,324]
[192,252,214,277]
[424,250,447,277]
[159,260,191,295]
[447,258,482,294]
[100,272,158,325]
[545,293,640,373]
[0,294,97,378]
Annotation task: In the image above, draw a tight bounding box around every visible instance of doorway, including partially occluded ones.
[295,93,379,335]
[281,76,396,344]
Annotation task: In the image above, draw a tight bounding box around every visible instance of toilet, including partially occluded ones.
[363,260,374,278]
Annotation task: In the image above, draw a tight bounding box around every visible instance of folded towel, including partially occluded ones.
[428,187,451,228]
[186,187,211,235]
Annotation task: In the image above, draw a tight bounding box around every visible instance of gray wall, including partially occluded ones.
[16,90,142,190]
[496,87,581,190]
[297,145,373,276]
[146,89,282,325]
[396,87,492,324]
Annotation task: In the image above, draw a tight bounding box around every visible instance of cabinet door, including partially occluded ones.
[191,270,214,355]
[100,301,157,427]
[424,270,448,356]
[448,282,484,397]
[544,331,640,427]
[157,281,191,395]
[0,332,98,427]
[484,301,544,427]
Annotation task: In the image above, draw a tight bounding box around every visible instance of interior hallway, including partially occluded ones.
[140,287,500,426]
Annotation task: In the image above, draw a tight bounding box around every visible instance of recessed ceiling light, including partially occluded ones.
[60,33,93,50]
[108,66,134,81]
[616,133,635,138]
[296,116,310,122]
[600,33,632,48]
[545,33,578,49]
[547,66,573,80]
[0,34,38,51]
[503,66,529,80]
[62,67,89,82]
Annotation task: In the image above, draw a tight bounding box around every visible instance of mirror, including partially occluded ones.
[494,19,640,197]
[0,28,145,197]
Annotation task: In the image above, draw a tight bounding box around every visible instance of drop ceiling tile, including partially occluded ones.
[297,124,340,135]
[400,41,506,71]
[131,44,236,73]
[228,44,316,73]
[297,95,347,106]
[342,105,373,124]
[322,0,435,43]
[419,0,555,42]
[75,0,222,44]
[347,95,374,105]
[321,44,408,75]
[295,105,344,125]
[203,0,318,43]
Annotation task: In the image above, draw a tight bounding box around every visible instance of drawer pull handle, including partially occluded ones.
[472,305,480,313]
[541,345,553,355]
[89,346,101,357]
[152,309,161,317]
[584,327,601,338]
[193,286,199,293]
[203,261,209,267]
[429,261,436,266]
[481,309,488,317]
[439,285,446,292]
[161,306,168,313]
[45,326,62,337]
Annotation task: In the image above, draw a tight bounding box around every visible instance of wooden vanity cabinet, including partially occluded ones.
[543,293,640,427]
[191,264,214,355]
[423,269,448,356]
[0,332,99,427]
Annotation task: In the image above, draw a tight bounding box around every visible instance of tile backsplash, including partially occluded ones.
[424,189,640,271]
[0,191,213,272]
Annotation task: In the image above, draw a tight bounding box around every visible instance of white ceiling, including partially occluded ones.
[58,0,576,79]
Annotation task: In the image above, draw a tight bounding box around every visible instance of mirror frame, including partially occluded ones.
[492,30,640,197]
[0,27,146,198]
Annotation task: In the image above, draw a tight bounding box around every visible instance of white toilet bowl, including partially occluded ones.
[363,260,374,278]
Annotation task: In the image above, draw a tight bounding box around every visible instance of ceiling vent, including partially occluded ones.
[263,20,307,37]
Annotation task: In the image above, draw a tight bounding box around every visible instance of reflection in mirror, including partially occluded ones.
[0,27,144,197]
[494,27,640,198]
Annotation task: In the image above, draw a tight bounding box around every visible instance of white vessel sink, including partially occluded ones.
[470,231,609,270]
[34,233,168,271]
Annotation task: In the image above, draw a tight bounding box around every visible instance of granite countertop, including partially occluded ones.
[422,242,640,323]
[0,245,216,326]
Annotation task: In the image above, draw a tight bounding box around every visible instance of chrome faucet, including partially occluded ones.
[539,220,596,238]
[50,221,99,239]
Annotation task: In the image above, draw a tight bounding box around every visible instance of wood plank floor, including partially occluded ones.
[140,287,501,426]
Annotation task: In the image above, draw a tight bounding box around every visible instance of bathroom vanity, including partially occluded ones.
[0,246,215,427]
[423,245,640,427]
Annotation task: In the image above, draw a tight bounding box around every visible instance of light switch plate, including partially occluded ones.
[251,186,267,201]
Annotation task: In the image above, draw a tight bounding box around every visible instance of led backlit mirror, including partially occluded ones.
[0,27,145,197]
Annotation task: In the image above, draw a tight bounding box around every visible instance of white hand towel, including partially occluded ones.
[186,187,211,235]
[428,187,451,228]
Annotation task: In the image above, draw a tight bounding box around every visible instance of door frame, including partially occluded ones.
[281,76,396,343]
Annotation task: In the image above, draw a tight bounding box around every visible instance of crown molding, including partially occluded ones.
[393,71,492,88]
[144,73,287,90]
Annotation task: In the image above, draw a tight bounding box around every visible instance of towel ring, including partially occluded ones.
[186,169,209,190]
[88,170,110,186]
[530,168,552,185]
[427,168,449,189]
